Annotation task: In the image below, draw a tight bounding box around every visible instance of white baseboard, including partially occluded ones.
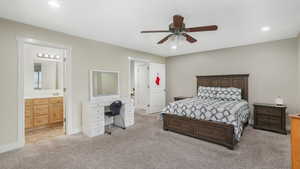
[0,140,24,154]
[70,128,81,135]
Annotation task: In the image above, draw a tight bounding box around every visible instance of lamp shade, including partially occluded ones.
[275,96,284,105]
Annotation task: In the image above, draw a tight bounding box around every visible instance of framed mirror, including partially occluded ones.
[33,60,63,90]
[89,70,120,101]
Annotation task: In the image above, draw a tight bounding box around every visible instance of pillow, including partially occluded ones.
[198,86,218,99]
[215,87,242,101]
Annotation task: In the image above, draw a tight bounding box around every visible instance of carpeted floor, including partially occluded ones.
[0,112,290,169]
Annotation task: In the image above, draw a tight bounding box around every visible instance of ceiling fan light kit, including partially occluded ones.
[169,35,185,50]
[141,15,218,48]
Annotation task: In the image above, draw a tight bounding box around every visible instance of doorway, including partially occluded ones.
[129,57,166,114]
[130,59,150,113]
[17,38,72,146]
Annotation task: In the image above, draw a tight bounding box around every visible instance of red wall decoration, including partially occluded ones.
[155,73,160,86]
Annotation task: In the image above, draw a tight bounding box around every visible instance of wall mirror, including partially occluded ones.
[90,70,120,100]
[33,60,63,90]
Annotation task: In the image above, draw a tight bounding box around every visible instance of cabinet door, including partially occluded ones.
[34,104,49,116]
[255,114,269,128]
[33,104,49,127]
[268,116,281,130]
[34,115,49,127]
[49,103,64,123]
[25,100,33,129]
[25,116,33,129]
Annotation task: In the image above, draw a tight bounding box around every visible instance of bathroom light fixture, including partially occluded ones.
[37,53,43,57]
[48,0,61,8]
[37,53,61,60]
[261,26,271,32]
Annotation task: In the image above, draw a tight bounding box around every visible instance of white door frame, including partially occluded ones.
[17,37,73,147]
[128,57,150,113]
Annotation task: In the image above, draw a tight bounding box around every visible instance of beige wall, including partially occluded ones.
[0,18,165,146]
[166,39,299,117]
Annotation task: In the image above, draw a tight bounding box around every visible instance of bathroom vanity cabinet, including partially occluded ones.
[25,97,64,130]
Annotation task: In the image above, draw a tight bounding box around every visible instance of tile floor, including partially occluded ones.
[25,125,65,144]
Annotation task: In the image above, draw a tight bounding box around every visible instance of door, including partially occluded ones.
[49,98,64,124]
[135,63,149,110]
[149,63,166,113]
[62,56,67,134]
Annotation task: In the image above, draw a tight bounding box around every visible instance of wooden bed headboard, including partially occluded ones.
[196,74,249,101]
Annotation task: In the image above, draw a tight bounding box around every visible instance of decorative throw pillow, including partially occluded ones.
[215,87,242,101]
[198,86,218,99]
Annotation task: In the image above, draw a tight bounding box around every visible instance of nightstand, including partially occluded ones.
[174,96,192,101]
[253,103,287,134]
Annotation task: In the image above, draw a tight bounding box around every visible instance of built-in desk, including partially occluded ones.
[82,97,134,137]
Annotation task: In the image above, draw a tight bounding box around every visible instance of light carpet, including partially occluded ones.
[0,113,290,169]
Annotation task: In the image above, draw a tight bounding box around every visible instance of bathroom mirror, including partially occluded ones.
[33,60,63,90]
[90,70,120,100]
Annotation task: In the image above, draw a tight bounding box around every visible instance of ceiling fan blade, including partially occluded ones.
[173,15,184,28]
[141,30,170,33]
[185,25,218,32]
[182,33,197,43]
[157,34,174,44]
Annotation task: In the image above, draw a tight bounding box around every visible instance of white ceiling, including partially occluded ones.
[0,0,300,57]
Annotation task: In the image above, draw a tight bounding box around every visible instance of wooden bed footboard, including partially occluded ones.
[162,113,237,150]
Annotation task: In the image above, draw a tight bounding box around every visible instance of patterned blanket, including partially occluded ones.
[162,97,250,141]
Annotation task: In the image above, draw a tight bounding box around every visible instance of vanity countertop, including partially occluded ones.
[83,97,133,106]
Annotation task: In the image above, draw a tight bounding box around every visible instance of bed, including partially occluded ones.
[162,74,250,149]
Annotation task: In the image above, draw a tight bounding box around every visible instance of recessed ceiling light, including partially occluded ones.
[48,0,61,8]
[261,26,271,32]
[171,45,177,50]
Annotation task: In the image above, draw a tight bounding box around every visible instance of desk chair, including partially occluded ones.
[105,100,125,135]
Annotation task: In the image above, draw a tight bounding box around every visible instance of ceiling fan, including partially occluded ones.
[141,15,218,44]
